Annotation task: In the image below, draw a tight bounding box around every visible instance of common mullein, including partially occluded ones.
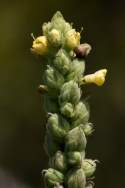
[31,11,107,188]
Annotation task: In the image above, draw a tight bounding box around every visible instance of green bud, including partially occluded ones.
[42,11,72,46]
[44,131,61,157]
[67,59,85,82]
[82,123,94,136]
[43,168,64,187]
[43,12,72,53]
[49,151,67,172]
[72,102,89,128]
[53,49,71,75]
[65,126,87,151]
[48,29,62,47]
[82,159,97,177]
[66,168,86,188]
[67,151,85,166]
[47,114,70,142]
[44,65,64,91]
[51,11,72,35]
[42,22,52,36]
[59,81,81,105]
[60,102,74,118]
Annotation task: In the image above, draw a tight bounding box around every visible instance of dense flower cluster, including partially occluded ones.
[31,11,107,188]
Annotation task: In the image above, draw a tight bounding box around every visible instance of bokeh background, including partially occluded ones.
[0,0,125,187]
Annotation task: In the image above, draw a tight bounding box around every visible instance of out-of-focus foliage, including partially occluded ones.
[0,0,125,188]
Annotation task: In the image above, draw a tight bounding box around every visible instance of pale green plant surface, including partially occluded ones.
[31,11,107,188]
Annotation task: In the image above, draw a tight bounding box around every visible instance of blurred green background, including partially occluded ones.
[0,0,125,187]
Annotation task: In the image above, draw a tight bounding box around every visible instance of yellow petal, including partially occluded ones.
[32,36,48,55]
[82,69,107,86]
[94,69,107,86]
[65,29,80,49]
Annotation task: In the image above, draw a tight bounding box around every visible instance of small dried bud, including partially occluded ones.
[74,43,92,58]
[31,36,48,55]
[65,29,80,49]
[38,84,48,94]
[82,69,107,86]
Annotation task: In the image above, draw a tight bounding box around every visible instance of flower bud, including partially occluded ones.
[54,49,71,75]
[47,114,70,142]
[59,81,81,105]
[66,168,86,188]
[74,43,92,58]
[48,29,62,47]
[73,102,89,121]
[67,151,85,166]
[51,11,72,34]
[60,102,74,118]
[42,22,52,36]
[82,159,97,177]
[65,126,87,151]
[83,69,107,86]
[44,65,64,91]
[67,59,85,82]
[49,151,67,172]
[65,29,80,49]
[82,123,94,136]
[72,102,89,128]
[38,84,48,94]
[43,168,64,187]
[31,36,48,55]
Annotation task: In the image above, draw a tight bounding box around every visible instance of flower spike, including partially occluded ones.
[31,11,107,188]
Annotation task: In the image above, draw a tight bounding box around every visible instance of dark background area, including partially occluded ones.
[0,0,125,187]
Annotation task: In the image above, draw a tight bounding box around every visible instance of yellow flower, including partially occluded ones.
[31,36,48,55]
[65,29,80,49]
[82,69,107,86]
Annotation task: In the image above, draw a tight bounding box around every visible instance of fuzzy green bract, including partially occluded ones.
[32,11,99,188]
